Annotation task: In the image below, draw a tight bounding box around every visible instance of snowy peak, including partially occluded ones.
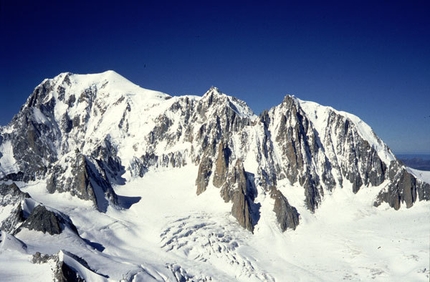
[201,86,255,118]
[272,94,396,165]
[23,70,171,115]
[295,96,396,164]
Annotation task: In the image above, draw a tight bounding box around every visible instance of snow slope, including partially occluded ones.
[0,165,427,281]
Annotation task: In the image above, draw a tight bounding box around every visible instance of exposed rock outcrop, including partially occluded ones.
[270,187,300,231]
[32,250,108,281]
[220,160,257,232]
[0,183,30,233]
[0,204,25,234]
[15,204,78,235]
[326,111,387,192]
[4,79,62,182]
[269,97,325,212]
[374,163,430,209]
[195,155,212,195]
[0,182,30,206]
[47,153,118,212]
[213,141,230,188]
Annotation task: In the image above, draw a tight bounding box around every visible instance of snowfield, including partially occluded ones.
[0,165,428,281]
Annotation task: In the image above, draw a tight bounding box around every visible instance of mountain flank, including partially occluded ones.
[0,71,428,234]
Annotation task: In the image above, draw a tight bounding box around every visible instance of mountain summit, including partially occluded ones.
[0,71,429,281]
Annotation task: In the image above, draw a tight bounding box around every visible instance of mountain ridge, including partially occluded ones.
[1,70,428,215]
[0,71,429,281]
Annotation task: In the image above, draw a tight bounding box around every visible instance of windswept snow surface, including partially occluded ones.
[0,230,54,282]
[0,165,427,281]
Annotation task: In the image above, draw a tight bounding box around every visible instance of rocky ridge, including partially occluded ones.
[0,70,428,236]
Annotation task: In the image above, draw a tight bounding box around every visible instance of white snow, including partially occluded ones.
[406,167,430,184]
[0,251,54,282]
[0,231,27,254]
[0,140,19,176]
[0,230,54,281]
[203,86,256,118]
[32,108,49,124]
[0,165,425,281]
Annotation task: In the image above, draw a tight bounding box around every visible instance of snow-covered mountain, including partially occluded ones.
[0,70,429,281]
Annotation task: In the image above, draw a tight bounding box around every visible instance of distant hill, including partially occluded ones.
[398,154,430,171]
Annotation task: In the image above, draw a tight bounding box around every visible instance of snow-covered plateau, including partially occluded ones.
[0,70,428,281]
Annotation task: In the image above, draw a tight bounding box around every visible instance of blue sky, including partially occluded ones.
[1,1,429,154]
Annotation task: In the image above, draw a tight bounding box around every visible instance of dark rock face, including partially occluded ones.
[327,112,387,192]
[270,188,300,231]
[230,188,253,232]
[15,205,78,235]
[374,163,430,209]
[58,261,86,282]
[5,80,62,182]
[19,205,62,235]
[0,184,75,237]
[0,182,30,206]
[213,141,230,188]
[0,183,30,233]
[195,156,212,195]
[47,153,118,212]
[269,97,325,212]
[32,252,56,264]
[0,172,26,182]
[265,96,401,213]
[220,160,257,232]
[0,204,25,234]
